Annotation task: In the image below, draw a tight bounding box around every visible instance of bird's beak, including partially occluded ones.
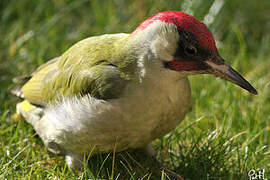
[204,56,258,95]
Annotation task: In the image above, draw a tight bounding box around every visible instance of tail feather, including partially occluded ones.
[10,86,24,98]
[12,75,32,83]
[11,75,32,99]
[16,100,43,125]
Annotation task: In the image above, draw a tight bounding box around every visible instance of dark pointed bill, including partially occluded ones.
[205,57,258,95]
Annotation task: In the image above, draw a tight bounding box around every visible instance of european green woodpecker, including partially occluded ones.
[13,11,257,169]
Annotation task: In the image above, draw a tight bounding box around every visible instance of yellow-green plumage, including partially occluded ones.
[22,34,137,105]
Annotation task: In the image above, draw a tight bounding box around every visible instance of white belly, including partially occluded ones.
[34,71,191,155]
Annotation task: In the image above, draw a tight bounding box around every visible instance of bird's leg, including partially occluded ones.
[141,144,184,180]
[65,152,85,170]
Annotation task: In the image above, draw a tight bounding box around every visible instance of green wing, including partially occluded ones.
[21,34,135,106]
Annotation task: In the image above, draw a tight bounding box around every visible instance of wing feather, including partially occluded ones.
[20,34,133,106]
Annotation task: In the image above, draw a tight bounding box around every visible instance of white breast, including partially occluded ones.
[117,69,191,149]
[34,64,191,155]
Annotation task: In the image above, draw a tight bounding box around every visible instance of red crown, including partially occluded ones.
[132,11,217,51]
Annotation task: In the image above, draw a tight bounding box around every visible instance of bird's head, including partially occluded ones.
[131,11,257,95]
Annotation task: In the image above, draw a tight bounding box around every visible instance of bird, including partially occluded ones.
[12,11,257,175]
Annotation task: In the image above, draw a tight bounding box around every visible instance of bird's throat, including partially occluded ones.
[167,60,200,71]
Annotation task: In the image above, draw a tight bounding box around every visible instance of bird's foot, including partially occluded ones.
[65,152,85,170]
[141,144,184,180]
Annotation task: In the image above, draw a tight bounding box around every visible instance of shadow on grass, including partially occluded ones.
[63,131,243,180]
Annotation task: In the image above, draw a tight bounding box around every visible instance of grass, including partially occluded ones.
[0,0,270,179]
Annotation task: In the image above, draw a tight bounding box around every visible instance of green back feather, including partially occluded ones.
[21,33,139,106]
